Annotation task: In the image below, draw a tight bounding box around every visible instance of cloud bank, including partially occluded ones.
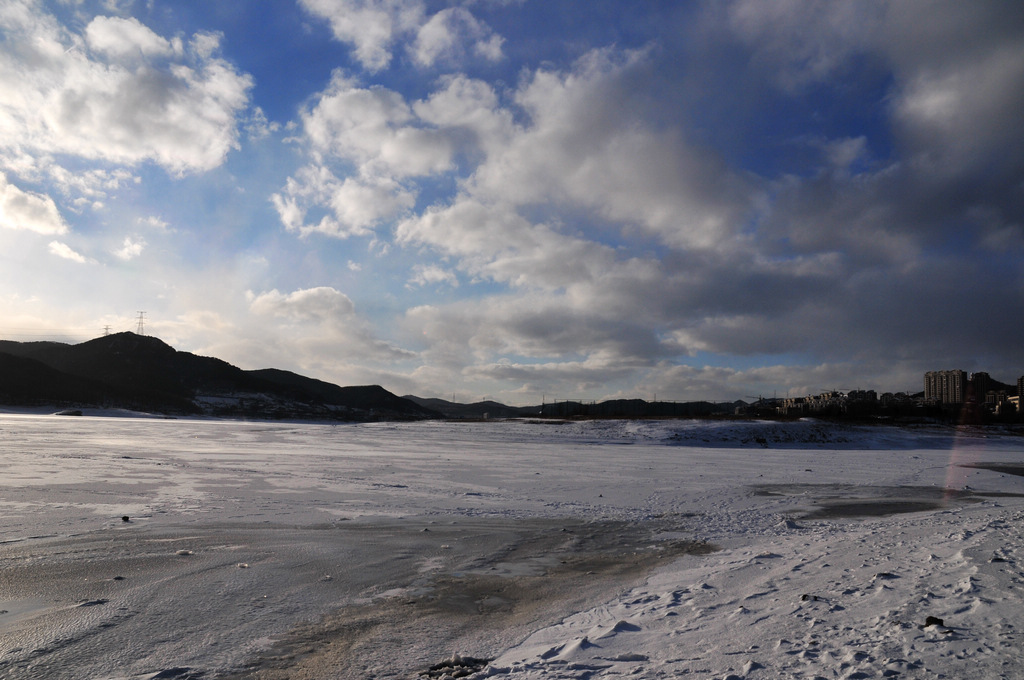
[1,0,1021,404]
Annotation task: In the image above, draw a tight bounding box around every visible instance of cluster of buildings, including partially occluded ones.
[749,370,1022,420]
[923,370,1022,415]
[773,389,915,417]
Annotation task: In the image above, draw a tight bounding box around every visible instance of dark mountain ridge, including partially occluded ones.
[0,333,439,421]
[403,395,738,420]
[402,395,538,419]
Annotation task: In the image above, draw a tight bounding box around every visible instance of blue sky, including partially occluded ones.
[1,0,1022,404]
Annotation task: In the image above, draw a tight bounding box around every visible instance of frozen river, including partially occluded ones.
[1,413,1023,678]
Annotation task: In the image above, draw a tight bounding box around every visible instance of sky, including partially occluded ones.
[0,0,1022,405]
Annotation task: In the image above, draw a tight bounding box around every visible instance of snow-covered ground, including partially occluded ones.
[1,413,1023,679]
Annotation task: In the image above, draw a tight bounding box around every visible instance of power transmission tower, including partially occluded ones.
[103,325,111,336]
[136,311,146,336]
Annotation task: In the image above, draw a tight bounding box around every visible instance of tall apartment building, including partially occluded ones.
[924,369,967,404]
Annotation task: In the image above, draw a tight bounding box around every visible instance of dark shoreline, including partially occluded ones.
[753,482,1024,520]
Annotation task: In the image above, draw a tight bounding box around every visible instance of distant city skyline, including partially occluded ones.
[1,1,1022,406]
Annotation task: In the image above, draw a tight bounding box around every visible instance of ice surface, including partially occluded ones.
[0,414,1022,678]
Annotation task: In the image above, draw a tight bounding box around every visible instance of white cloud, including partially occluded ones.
[891,41,1024,174]
[69,167,136,199]
[48,240,89,262]
[138,215,169,230]
[274,72,461,238]
[408,264,458,288]
[300,0,503,72]
[244,106,280,140]
[288,47,750,255]
[299,0,426,72]
[115,235,145,260]
[410,7,504,68]
[270,189,306,233]
[822,136,868,173]
[302,72,453,178]
[84,15,180,61]
[465,356,637,395]
[246,286,416,367]
[248,286,356,322]
[396,198,619,290]
[413,74,513,147]
[460,48,750,250]
[271,164,416,238]
[0,2,253,177]
[724,0,883,90]
[402,294,664,387]
[327,174,415,233]
[474,33,504,61]
[0,173,67,234]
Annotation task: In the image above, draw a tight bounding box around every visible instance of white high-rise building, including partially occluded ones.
[924,370,967,404]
